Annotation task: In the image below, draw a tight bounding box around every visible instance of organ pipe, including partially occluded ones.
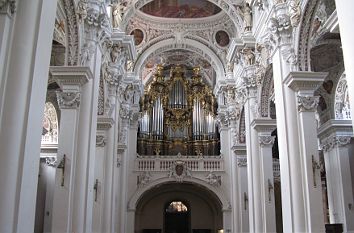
[138,65,220,156]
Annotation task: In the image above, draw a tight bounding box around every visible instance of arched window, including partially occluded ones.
[41,102,59,144]
[335,73,351,120]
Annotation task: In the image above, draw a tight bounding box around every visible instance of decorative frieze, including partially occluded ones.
[320,135,352,152]
[297,96,319,112]
[56,91,81,109]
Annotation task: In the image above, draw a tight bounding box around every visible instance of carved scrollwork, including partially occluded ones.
[56,91,81,109]
[297,96,319,112]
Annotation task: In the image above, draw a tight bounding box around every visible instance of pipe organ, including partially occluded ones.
[138,65,220,156]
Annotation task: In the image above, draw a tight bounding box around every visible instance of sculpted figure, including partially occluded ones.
[237,3,253,32]
[112,2,126,28]
[240,47,255,66]
[110,44,122,63]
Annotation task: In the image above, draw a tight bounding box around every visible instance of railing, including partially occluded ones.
[135,155,224,172]
[41,135,58,144]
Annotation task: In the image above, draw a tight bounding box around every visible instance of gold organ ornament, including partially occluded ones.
[138,65,220,156]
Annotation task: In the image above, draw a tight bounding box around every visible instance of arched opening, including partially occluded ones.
[135,182,223,233]
[164,201,190,233]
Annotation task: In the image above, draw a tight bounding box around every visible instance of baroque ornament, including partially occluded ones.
[288,0,301,27]
[45,157,57,167]
[137,172,152,187]
[56,91,81,109]
[96,135,106,147]
[259,136,275,146]
[237,157,247,167]
[0,0,15,15]
[321,136,352,152]
[206,171,221,187]
[168,161,192,183]
[63,0,79,65]
[297,96,319,112]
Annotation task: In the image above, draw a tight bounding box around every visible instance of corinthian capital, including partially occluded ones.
[320,135,352,152]
[259,136,275,146]
[297,96,319,112]
[56,91,81,109]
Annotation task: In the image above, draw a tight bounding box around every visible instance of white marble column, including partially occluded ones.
[125,120,139,233]
[286,71,326,232]
[318,120,354,232]
[252,119,277,233]
[227,119,240,233]
[0,1,15,119]
[243,69,264,233]
[50,67,92,233]
[93,117,114,233]
[234,147,249,233]
[268,5,326,230]
[99,105,117,233]
[0,0,56,232]
[334,0,354,129]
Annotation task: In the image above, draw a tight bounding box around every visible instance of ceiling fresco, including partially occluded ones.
[140,0,222,18]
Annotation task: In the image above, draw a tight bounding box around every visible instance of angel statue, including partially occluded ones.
[112,1,126,28]
[237,3,253,32]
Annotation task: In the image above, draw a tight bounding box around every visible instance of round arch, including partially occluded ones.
[134,38,225,86]
[128,177,230,212]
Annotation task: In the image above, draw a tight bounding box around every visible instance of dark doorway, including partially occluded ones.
[164,201,190,233]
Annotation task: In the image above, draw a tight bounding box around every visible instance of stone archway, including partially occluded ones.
[135,182,223,233]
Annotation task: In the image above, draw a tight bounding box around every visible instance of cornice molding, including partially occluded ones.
[50,66,93,89]
[284,71,327,93]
